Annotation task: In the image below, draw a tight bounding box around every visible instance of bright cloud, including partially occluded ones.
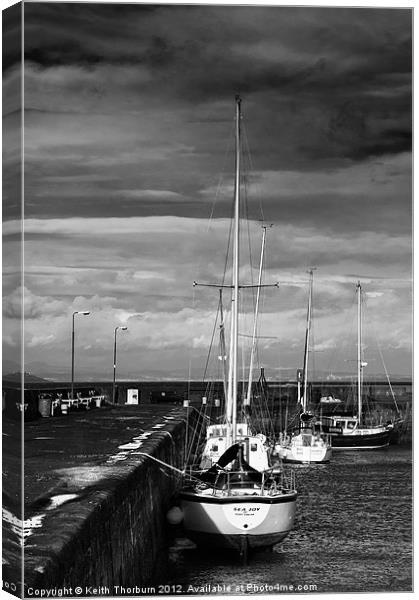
[2,213,412,378]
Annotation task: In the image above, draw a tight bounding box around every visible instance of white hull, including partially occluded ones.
[276,430,332,464]
[278,443,332,464]
[179,487,297,551]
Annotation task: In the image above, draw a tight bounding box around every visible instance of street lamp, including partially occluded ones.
[113,326,128,404]
[71,311,90,399]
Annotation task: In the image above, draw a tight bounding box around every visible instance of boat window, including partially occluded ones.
[211,445,218,451]
[347,421,356,429]
[250,444,257,451]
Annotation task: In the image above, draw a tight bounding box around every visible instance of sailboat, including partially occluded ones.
[276,270,332,463]
[315,282,393,450]
[178,96,297,556]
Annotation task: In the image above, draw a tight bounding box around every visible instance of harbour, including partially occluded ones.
[3,376,412,444]
[166,446,412,593]
[2,380,412,595]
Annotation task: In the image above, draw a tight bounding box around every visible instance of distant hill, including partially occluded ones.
[1,369,411,385]
[2,372,52,383]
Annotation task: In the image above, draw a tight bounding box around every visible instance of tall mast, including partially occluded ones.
[226,95,241,445]
[218,289,228,404]
[244,226,267,407]
[302,269,314,412]
[357,281,363,422]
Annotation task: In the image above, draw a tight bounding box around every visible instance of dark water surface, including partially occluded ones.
[167,447,412,594]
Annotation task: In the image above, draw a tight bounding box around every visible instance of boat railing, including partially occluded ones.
[262,466,296,494]
[183,465,296,495]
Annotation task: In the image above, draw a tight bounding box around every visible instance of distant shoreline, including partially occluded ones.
[3,378,413,386]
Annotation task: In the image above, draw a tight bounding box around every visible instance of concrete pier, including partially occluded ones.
[2,405,195,597]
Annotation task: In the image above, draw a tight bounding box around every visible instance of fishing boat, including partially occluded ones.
[276,270,332,463]
[315,282,394,450]
[178,96,297,557]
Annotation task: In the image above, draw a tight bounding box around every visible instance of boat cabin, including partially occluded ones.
[318,415,358,435]
[200,423,269,472]
[205,422,251,439]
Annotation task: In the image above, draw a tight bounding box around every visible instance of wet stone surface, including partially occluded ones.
[3,404,189,591]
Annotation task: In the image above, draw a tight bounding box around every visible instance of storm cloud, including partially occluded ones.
[2,3,412,379]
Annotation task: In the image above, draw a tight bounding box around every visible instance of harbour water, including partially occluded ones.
[166,446,412,594]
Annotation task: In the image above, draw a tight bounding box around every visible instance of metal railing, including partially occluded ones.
[184,464,296,496]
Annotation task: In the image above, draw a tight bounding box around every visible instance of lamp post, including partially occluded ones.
[71,310,90,399]
[113,326,128,404]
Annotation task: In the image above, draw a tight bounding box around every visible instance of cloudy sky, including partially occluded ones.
[2,2,412,381]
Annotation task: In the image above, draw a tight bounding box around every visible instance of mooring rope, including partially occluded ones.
[134,452,206,487]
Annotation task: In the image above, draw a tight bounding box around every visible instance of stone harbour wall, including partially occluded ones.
[2,406,200,598]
